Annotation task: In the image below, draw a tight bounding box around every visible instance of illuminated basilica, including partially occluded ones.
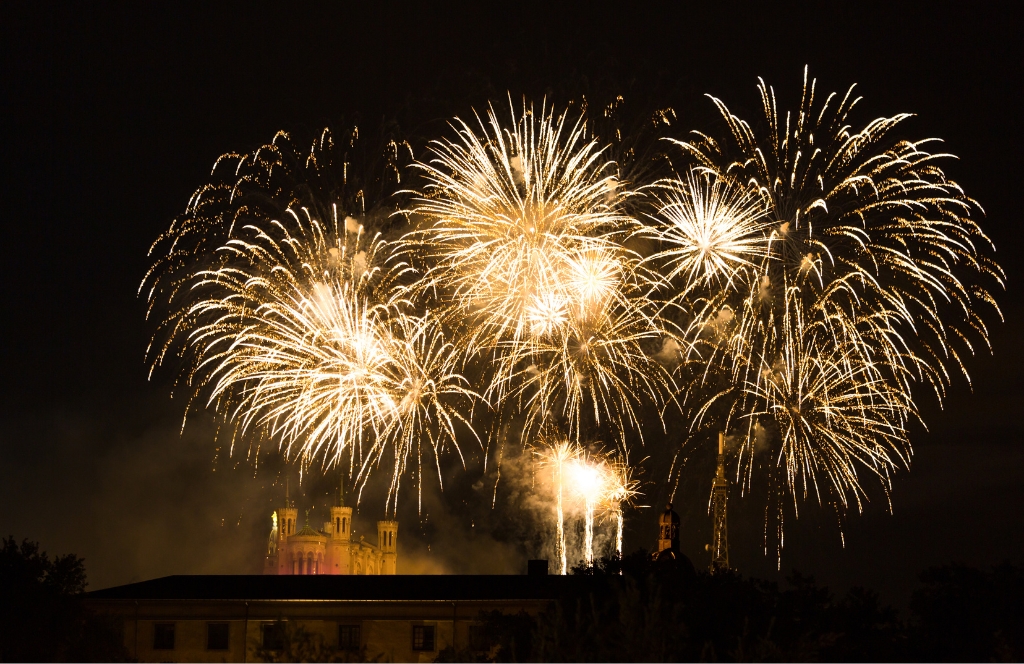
[263,484,397,575]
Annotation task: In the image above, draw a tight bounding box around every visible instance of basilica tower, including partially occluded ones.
[278,479,298,542]
[327,479,354,574]
[265,480,299,574]
[377,520,398,575]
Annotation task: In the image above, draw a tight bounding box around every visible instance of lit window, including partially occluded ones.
[207,622,230,650]
[338,624,361,651]
[153,623,175,650]
[412,625,435,651]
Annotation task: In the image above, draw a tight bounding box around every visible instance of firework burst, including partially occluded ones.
[409,99,629,347]
[359,311,482,513]
[644,168,773,296]
[725,286,915,513]
[156,204,479,511]
[653,69,1002,536]
[143,124,412,377]
[671,68,1002,389]
[410,100,677,444]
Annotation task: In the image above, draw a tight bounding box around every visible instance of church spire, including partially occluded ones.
[337,474,345,507]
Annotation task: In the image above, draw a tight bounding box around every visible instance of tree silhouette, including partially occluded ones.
[0,536,128,662]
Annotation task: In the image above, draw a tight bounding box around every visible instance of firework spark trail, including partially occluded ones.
[410,99,678,445]
[168,205,480,511]
[537,439,640,569]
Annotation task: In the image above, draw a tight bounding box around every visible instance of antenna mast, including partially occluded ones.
[710,431,730,573]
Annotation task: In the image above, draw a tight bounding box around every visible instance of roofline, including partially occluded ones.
[86,598,551,604]
[85,574,582,602]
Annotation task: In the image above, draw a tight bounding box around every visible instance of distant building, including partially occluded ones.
[654,502,681,560]
[264,481,397,576]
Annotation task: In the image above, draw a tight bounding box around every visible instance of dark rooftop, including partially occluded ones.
[87,575,586,602]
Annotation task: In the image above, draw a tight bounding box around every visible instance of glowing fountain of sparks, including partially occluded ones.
[601,455,640,559]
[566,452,610,567]
[536,437,581,575]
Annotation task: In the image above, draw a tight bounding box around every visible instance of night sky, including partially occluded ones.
[2,2,1022,605]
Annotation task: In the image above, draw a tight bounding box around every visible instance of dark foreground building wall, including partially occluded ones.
[85,575,563,662]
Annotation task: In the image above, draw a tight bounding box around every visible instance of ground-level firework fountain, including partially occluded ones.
[539,440,640,572]
[538,440,579,575]
[567,455,606,567]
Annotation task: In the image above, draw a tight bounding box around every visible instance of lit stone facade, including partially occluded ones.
[262,490,397,576]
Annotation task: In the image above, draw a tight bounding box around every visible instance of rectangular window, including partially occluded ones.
[262,623,284,651]
[412,625,435,651]
[338,624,361,651]
[153,623,175,650]
[207,622,230,650]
